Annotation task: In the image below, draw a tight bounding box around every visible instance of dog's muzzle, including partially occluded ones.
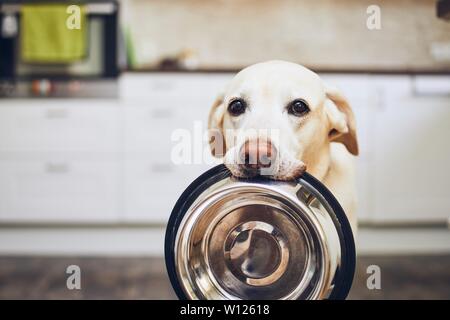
[224,139,306,180]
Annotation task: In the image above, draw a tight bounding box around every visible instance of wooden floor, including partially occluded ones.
[0,255,449,299]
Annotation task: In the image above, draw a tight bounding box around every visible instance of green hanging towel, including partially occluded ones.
[21,4,87,63]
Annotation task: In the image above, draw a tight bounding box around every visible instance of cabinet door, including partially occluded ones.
[372,76,450,223]
[122,74,230,223]
[123,83,221,156]
[0,100,120,152]
[0,158,120,223]
[124,154,212,223]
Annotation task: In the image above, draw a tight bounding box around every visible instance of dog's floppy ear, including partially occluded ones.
[208,93,226,157]
[324,84,359,156]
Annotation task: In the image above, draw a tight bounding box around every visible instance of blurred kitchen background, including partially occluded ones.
[0,0,450,299]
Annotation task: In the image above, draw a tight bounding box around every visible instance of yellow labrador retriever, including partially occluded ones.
[208,60,358,230]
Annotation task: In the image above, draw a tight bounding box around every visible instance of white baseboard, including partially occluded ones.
[0,227,165,256]
[356,227,450,255]
[0,226,449,256]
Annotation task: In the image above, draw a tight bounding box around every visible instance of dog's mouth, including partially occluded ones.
[226,160,306,181]
[233,165,271,179]
[223,144,306,181]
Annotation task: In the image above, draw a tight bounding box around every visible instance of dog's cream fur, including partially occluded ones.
[208,61,358,230]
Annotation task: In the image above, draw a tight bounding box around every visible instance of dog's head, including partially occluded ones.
[208,60,358,180]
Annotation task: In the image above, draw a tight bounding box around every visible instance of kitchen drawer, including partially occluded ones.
[124,103,208,154]
[124,158,210,223]
[0,158,120,223]
[371,76,450,224]
[124,97,208,123]
[120,73,232,101]
[0,100,120,152]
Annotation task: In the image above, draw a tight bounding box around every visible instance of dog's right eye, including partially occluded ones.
[228,99,247,116]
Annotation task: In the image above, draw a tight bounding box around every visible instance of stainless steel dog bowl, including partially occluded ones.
[165,165,355,300]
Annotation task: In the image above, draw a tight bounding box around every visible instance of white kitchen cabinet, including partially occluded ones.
[0,98,121,224]
[0,99,120,152]
[0,73,447,226]
[123,101,208,154]
[123,157,210,223]
[122,73,230,156]
[371,76,450,223]
[121,75,232,223]
[0,158,120,223]
[121,74,227,223]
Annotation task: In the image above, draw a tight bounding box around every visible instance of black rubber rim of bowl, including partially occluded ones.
[164,164,356,300]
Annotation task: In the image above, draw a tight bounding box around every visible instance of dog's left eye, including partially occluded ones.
[288,99,310,117]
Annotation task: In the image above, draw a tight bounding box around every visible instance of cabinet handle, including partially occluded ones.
[412,76,450,97]
[45,162,70,173]
[151,81,176,91]
[371,87,386,111]
[150,108,174,119]
[45,109,69,119]
[150,163,174,172]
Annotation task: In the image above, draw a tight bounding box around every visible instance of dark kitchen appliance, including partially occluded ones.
[0,0,119,98]
[437,0,450,20]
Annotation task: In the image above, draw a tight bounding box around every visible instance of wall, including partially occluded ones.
[122,0,450,72]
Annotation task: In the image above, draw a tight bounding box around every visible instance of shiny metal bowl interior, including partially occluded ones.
[171,171,348,300]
